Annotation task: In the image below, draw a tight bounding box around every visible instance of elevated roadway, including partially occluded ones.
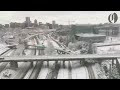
[0,54,119,62]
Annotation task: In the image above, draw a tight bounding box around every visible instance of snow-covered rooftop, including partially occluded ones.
[75,34,106,37]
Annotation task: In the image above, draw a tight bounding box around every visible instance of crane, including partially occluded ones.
[68,20,75,28]
[60,20,75,28]
[56,20,75,28]
[61,20,75,46]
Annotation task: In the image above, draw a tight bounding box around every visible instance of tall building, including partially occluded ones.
[52,20,55,25]
[21,22,26,29]
[0,24,3,28]
[15,23,21,28]
[10,22,16,28]
[25,17,31,27]
[39,22,42,26]
[5,24,9,28]
[52,21,58,29]
[55,24,58,29]
[34,19,38,27]
[26,17,30,22]
[52,20,56,29]
[10,22,22,28]
[46,23,52,29]
[34,19,37,24]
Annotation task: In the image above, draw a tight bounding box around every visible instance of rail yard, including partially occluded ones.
[0,28,119,79]
[0,30,103,79]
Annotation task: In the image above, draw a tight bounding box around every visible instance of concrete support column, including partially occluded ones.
[35,48,37,55]
[38,49,41,55]
[30,62,33,68]
[63,60,65,68]
[47,61,49,67]
[39,49,45,55]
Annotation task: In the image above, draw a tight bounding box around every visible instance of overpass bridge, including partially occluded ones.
[0,54,120,62]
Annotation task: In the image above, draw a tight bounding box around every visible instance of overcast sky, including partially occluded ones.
[0,11,120,25]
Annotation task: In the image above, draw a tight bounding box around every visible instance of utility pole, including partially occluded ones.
[58,20,75,46]
[68,20,75,28]
[67,20,75,46]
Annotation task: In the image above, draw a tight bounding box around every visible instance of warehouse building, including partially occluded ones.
[75,33,106,43]
[94,24,120,36]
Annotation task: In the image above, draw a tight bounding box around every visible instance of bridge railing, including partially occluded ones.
[0,51,120,78]
[0,54,120,62]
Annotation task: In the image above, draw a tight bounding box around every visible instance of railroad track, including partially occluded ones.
[49,34,96,79]
[86,65,96,79]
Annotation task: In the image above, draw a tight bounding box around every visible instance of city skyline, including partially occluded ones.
[0,11,120,25]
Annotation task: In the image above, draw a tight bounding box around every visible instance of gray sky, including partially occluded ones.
[0,11,120,25]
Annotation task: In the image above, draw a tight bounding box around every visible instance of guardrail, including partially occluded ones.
[0,54,120,62]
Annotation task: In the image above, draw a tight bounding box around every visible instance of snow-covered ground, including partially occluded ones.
[49,40,60,48]
[37,61,50,79]
[95,36,120,54]
[0,43,9,55]
[70,61,89,79]
[105,36,120,43]
[43,40,48,47]
[57,61,70,79]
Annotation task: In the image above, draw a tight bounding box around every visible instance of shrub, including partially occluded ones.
[68,42,77,51]
[68,41,89,53]
[44,40,55,55]
[59,36,64,43]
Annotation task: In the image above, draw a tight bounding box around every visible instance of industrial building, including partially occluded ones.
[75,34,106,43]
[94,24,120,36]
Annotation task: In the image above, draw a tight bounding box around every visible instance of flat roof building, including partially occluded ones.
[75,34,106,43]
